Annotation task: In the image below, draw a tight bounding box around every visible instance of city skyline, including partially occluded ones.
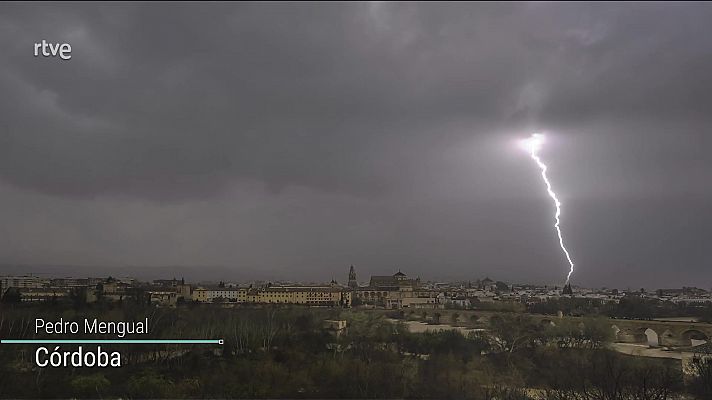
[0,265,709,292]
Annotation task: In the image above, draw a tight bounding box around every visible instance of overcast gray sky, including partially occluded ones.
[0,3,711,288]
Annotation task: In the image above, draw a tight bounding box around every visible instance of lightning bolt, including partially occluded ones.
[521,133,575,284]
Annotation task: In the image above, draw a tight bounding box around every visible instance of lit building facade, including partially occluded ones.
[192,285,351,307]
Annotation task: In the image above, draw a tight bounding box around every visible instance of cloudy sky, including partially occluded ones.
[0,3,711,288]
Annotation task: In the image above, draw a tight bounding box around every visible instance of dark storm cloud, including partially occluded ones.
[0,3,711,287]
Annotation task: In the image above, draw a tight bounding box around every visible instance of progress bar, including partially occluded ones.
[1,339,223,345]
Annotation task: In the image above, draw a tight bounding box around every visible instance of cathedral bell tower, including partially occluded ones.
[348,265,358,289]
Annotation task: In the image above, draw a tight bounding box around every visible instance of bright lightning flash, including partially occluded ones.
[520,133,576,284]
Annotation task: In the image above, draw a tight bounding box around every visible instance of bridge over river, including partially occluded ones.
[383,309,712,349]
[606,318,711,347]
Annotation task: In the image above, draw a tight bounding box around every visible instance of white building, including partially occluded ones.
[0,275,46,295]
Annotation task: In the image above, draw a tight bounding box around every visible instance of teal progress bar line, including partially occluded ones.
[1,339,223,345]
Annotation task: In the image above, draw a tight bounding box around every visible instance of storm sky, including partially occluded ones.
[1,3,711,288]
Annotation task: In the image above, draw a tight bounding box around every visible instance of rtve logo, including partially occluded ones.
[34,40,72,60]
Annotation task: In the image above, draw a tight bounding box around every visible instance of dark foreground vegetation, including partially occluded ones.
[0,303,710,399]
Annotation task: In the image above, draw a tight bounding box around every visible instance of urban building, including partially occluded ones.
[0,275,46,293]
[192,284,351,307]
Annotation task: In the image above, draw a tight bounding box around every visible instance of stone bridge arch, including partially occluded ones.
[616,327,647,344]
[659,329,677,347]
[682,329,709,347]
[615,326,661,346]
